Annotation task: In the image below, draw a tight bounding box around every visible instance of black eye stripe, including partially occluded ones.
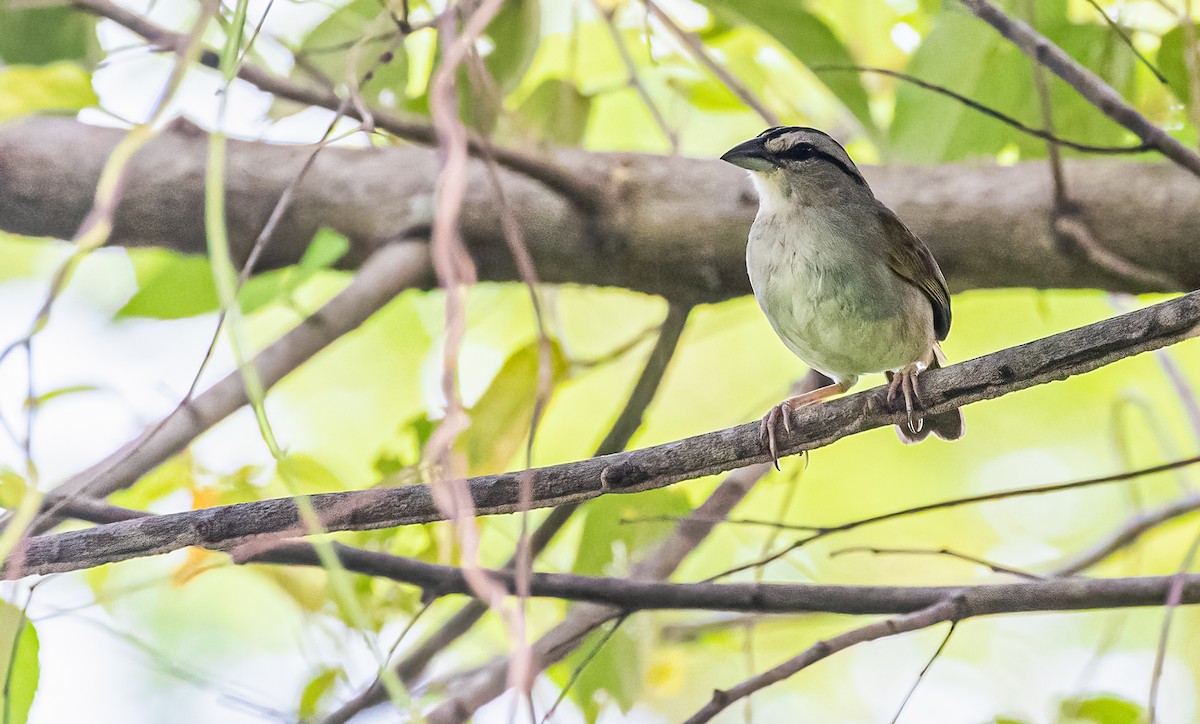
[774,143,865,186]
[775,142,817,161]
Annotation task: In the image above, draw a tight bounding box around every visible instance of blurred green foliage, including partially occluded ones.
[3,0,1200,721]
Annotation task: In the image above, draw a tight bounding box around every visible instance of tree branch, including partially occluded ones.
[7,289,1200,578]
[5,119,1200,300]
[70,0,604,211]
[321,302,693,723]
[682,599,965,724]
[32,241,431,525]
[961,0,1200,178]
[424,461,771,722]
[245,542,1200,617]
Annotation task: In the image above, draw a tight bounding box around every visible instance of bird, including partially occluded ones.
[720,126,964,468]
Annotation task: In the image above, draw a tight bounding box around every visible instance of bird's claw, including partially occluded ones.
[759,401,793,470]
[887,368,926,434]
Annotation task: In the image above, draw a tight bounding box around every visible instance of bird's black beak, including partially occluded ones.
[720,137,777,172]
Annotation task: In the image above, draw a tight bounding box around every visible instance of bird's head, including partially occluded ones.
[720,127,870,206]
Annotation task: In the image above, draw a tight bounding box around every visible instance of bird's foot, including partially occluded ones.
[759,381,850,469]
[885,363,928,435]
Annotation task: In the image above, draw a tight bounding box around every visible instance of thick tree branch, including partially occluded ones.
[70,0,603,210]
[4,119,1200,300]
[248,543,1200,617]
[425,462,771,723]
[7,289,1200,578]
[322,303,693,723]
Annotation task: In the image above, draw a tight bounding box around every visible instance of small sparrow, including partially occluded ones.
[721,126,964,466]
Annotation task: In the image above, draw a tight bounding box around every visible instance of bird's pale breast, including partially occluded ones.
[746,206,934,383]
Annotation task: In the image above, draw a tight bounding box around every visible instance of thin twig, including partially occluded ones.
[830,546,1044,580]
[1050,494,1200,576]
[1148,522,1200,722]
[591,0,678,152]
[814,65,1151,155]
[960,0,1200,177]
[682,598,966,724]
[643,0,779,126]
[888,622,958,724]
[705,451,1200,581]
[1082,0,1168,83]
[71,0,607,212]
[320,304,692,722]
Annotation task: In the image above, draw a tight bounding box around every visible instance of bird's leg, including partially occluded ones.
[885,363,927,434]
[760,380,851,469]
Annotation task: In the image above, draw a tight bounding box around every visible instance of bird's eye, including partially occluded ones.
[775,143,816,163]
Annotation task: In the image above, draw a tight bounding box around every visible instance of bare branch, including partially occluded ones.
[1051,494,1200,576]
[31,241,431,526]
[243,543,1200,617]
[682,598,965,724]
[7,118,1200,297]
[10,289,1200,577]
[816,65,1151,155]
[320,304,693,722]
[960,0,1200,177]
[70,0,605,211]
[423,462,771,722]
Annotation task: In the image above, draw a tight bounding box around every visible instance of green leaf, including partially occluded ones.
[0,470,27,510]
[119,230,347,319]
[483,0,540,93]
[459,339,569,474]
[891,7,1136,162]
[1058,694,1145,724]
[298,0,408,106]
[0,6,97,66]
[299,667,340,720]
[698,0,873,130]
[572,489,691,577]
[277,452,347,494]
[558,621,642,720]
[118,250,221,319]
[512,79,591,145]
[299,228,350,273]
[110,454,195,511]
[666,71,745,114]
[0,63,98,121]
[0,601,39,724]
[1158,23,1200,106]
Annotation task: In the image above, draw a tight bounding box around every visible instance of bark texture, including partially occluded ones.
[2,118,1199,301]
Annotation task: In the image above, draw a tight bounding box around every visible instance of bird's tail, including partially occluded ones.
[895,358,964,444]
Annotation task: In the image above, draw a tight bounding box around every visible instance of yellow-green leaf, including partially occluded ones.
[0,601,38,724]
[0,63,97,121]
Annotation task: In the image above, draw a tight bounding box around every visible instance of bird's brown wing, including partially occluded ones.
[877,206,952,340]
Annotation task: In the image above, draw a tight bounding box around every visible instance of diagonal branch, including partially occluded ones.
[960,0,1200,178]
[424,461,771,722]
[682,598,965,723]
[31,240,431,528]
[7,289,1200,578]
[321,302,693,722]
[71,0,604,211]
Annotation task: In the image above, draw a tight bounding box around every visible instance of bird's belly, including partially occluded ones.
[749,239,932,381]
